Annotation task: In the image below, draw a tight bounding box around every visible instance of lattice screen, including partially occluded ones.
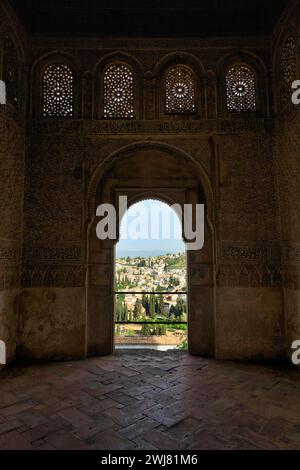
[226,65,256,112]
[104,64,134,118]
[42,64,74,117]
[165,65,196,114]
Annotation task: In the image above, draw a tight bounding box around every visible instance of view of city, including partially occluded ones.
[114,252,188,349]
[114,199,188,349]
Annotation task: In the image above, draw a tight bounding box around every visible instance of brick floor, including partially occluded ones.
[0,351,299,450]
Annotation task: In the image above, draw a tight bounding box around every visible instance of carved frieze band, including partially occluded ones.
[0,240,20,266]
[2,264,298,289]
[282,245,300,266]
[23,244,83,264]
[218,243,282,265]
[218,242,300,288]
[21,265,86,288]
[0,246,19,263]
[28,118,273,136]
[217,265,283,288]
[0,267,20,290]
[3,242,300,289]
[217,265,300,289]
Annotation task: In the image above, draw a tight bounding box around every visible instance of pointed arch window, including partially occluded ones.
[42,63,74,117]
[280,36,297,109]
[103,63,135,119]
[165,65,196,114]
[3,35,19,106]
[226,65,257,112]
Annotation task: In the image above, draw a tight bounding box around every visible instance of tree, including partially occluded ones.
[150,295,156,319]
[115,295,124,322]
[175,297,185,321]
[142,294,150,316]
[142,293,147,309]
[158,294,165,316]
[122,300,128,322]
[169,305,177,321]
[133,298,142,320]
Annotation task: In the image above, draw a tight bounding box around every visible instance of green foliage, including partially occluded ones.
[178,338,188,350]
[169,297,186,321]
[164,254,185,271]
[167,323,188,331]
[141,323,152,336]
[125,329,136,337]
[140,323,167,336]
[115,294,128,322]
[116,273,138,290]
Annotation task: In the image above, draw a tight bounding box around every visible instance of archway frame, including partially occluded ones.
[86,141,216,357]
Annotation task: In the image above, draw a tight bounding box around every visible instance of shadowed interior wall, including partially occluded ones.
[21,40,283,360]
[272,2,300,362]
[0,1,26,363]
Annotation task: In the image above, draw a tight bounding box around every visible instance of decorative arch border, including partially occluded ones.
[87,140,214,223]
[30,50,81,118]
[86,140,216,357]
[216,50,269,117]
[94,51,144,119]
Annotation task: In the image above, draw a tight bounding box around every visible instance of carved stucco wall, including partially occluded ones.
[19,119,283,360]
[0,1,27,363]
[272,0,300,360]
[275,97,300,357]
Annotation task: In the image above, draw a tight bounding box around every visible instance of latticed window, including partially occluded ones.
[42,64,74,117]
[104,64,135,118]
[226,65,257,112]
[165,65,196,114]
[3,35,19,106]
[280,36,297,109]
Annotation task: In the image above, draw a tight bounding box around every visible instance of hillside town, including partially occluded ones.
[115,252,187,319]
[116,252,186,292]
[114,253,188,347]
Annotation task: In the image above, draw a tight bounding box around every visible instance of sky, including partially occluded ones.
[116,199,185,258]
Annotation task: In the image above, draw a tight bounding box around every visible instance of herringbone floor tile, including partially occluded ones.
[0,351,299,450]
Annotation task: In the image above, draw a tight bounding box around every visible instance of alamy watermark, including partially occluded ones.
[0,80,6,105]
[95,196,205,251]
[291,340,300,366]
[0,340,6,365]
[291,80,300,105]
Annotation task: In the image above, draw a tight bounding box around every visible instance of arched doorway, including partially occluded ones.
[115,198,188,350]
[86,141,215,357]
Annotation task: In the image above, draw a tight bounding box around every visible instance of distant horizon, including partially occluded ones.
[116,249,185,259]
